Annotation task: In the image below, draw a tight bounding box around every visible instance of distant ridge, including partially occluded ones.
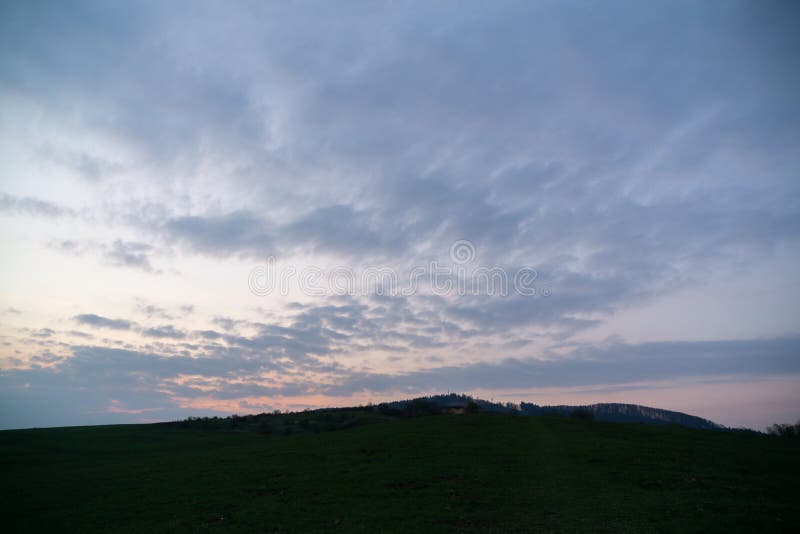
[383,393,724,430]
[518,402,723,430]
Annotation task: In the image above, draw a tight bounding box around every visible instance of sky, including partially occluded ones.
[1,0,798,430]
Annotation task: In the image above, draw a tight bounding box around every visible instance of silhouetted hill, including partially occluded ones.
[518,402,723,430]
[381,393,724,430]
[164,393,724,435]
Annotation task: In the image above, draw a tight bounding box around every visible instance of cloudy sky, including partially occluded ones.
[1,0,798,430]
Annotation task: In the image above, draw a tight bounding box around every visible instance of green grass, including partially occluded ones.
[1,414,798,532]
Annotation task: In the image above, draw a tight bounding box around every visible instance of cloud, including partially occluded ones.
[323,336,800,396]
[37,145,124,182]
[52,239,161,274]
[282,205,390,256]
[162,212,273,257]
[211,317,243,331]
[73,314,133,330]
[4,2,797,296]
[67,330,93,339]
[142,325,186,339]
[134,300,173,320]
[1,333,798,429]
[31,328,55,338]
[1,1,798,429]
[0,194,75,218]
[104,240,159,273]
[196,329,223,340]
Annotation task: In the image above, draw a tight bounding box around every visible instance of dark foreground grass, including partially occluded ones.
[2,414,798,532]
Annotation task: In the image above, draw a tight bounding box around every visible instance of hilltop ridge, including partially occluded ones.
[379,393,723,430]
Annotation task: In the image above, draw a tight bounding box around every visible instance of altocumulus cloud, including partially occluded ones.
[0,1,798,428]
[73,314,133,331]
[2,332,799,429]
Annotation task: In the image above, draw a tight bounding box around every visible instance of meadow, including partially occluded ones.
[2,412,798,532]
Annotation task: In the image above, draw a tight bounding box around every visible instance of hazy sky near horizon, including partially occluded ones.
[1,0,799,430]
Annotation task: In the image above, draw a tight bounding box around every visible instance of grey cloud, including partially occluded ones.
[163,212,273,257]
[196,330,223,340]
[325,337,800,396]
[212,317,244,331]
[67,330,93,339]
[159,204,393,259]
[2,331,797,429]
[142,160,798,338]
[134,301,173,320]
[29,352,62,365]
[0,346,215,428]
[1,1,798,429]
[0,194,75,218]
[104,240,159,273]
[282,205,390,256]
[52,239,162,274]
[39,146,124,182]
[142,325,186,339]
[31,328,55,338]
[5,1,797,306]
[88,295,468,370]
[54,240,81,253]
[73,314,133,330]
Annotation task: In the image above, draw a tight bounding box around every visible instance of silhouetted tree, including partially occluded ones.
[766,421,800,437]
[465,401,480,414]
[406,398,441,416]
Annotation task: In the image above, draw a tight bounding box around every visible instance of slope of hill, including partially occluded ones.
[519,402,723,430]
[382,393,724,430]
[2,412,797,532]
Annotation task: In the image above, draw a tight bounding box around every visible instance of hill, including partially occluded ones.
[158,394,724,436]
[2,411,798,532]
[381,393,724,429]
[519,402,723,430]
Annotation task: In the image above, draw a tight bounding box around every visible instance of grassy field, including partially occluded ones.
[2,413,798,532]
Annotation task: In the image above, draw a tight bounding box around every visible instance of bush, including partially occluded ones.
[766,422,800,437]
